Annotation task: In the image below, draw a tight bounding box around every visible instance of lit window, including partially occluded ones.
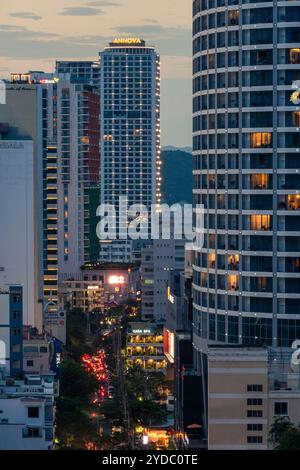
[290,48,300,64]
[287,194,300,210]
[258,277,267,291]
[208,253,216,268]
[292,112,300,127]
[251,174,269,189]
[228,254,239,269]
[250,215,271,231]
[228,274,239,291]
[251,133,272,148]
[228,10,239,26]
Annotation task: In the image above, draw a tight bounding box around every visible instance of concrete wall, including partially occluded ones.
[0,142,36,327]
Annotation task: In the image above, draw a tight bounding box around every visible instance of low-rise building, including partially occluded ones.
[0,370,57,450]
[126,322,167,373]
[0,285,23,378]
[208,346,300,450]
[60,262,140,313]
[141,238,186,324]
[23,329,62,377]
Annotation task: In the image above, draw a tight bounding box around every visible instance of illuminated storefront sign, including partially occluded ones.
[108,275,125,285]
[112,38,142,45]
[164,328,175,364]
[131,328,152,335]
[37,77,60,85]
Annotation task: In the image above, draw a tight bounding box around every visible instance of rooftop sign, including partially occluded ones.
[111,38,144,46]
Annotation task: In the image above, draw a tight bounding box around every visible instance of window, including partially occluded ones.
[251,132,272,148]
[12,344,20,353]
[250,215,271,231]
[247,436,263,444]
[26,360,34,367]
[23,428,41,438]
[228,10,239,26]
[287,194,300,210]
[247,398,263,406]
[292,111,300,128]
[228,274,239,291]
[28,407,40,418]
[274,402,288,416]
[12,311,20,320]
[251,174,269,190]
[247,410,263,418]
[247,424,263,431]
[290,48,300,64]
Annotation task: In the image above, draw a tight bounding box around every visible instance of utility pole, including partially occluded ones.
[114,324,135,449]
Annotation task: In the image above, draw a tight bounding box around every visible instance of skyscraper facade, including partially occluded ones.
[38,71,101,280]
[6,70,101,319]
[99,38,161,262]
[55,61,100,89]
[192,0,300,356]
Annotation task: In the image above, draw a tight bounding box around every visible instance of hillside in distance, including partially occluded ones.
[161,148,193,206]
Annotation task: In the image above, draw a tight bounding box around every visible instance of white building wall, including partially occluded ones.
[0,397,52,450]
[0,141,35,326]
[141,239,185,323]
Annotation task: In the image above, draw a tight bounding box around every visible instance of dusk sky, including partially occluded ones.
[0,0,192,147]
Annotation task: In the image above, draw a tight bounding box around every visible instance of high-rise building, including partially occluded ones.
[53,77,100,278]
[43,144,58,310]
[26,71,101,281]
[0,132,39,329]
[55,61,100,88]
[5,70,101,326]
[99,38,161,262]
[0,81,47,331]
[192,0,300,434]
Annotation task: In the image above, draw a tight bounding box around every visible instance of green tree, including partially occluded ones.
[55,358,100,449]
[66,309,90,359]
[55,408,99,449]
[129,398,167,426]
[270,417,300,450]
[59,358,98,400]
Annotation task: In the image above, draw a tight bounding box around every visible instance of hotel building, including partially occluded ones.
[99,38,161,262]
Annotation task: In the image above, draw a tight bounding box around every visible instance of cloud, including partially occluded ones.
[60,7,104,16]
[0,24,108,61]
[9,12,42,21]
[85,1,121,5]
[141,18,159,24]
[0,24,57,38]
